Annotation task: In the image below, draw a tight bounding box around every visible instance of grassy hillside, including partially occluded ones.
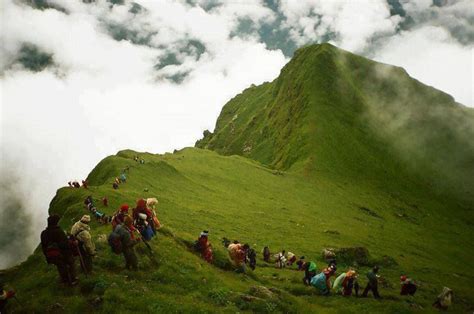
[2,148,473,312]
[3,44,473,313]
[197,44,474,206]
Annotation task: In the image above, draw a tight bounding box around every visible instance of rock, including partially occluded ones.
[322,248,336,261]
[96,234,107,244]
[324,230,340,235]
[249,286,274,299]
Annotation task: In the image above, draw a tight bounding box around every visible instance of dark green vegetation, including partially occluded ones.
[16,44,54,72]
[3,44,473,313]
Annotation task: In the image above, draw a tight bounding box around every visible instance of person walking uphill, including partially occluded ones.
[112,204,130,231]
[70,215,96,274]
[111,216,140,270]
[362,266,381,299]
[40,215,78,286]
[228,242,248,272]
[311,264,336,295]
[302,261,318,285]
[195,231,213,263]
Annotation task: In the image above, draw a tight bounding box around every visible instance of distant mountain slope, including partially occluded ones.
[197,43,474,205]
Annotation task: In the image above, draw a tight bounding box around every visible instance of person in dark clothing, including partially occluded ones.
[0,279,16,314]
[362,266,380,299]
[195,231,213,263]
[116,216,140,270]
[263,246,271,262]
[400,275,417,296]
[296,256,305,270]
[246,247,257,270]
[40,215,78,286]
[342,271,359,297]
[303,261,317,285]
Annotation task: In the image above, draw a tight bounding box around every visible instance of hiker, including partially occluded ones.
[400,275,417,296]
[111,216,140,270]
[333,271,347,294]
[70,215,96,274]
[296,256,305,270]
[119,173,126,183]
[123,166,130,172]
[275,250,286,268]
[146,198,161,230]
[246,246,257,270]
[146,197,158,209]
[133,199,155,232]
[112,182,119,189]
[81,180,88,189]
[72,181,80,188]
[303,261,318,285]
[263,246,271,262]
[433,287,453,310]
[342,270,359,296]
[40,215,78,286]
[139,159,145,164]
[362,266,381,299]
[0,279,15,314]
[68,181,73,188]
[195,231,213,263]
[114,177,120,185]
[228,242,248,271]
[135,213,155,241]
[286,251,297,266]
[84,195,93,207]
[112,204,129,230]
[102,197,108,207]
[311,264,336,295]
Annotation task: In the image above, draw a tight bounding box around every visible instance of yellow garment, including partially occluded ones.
[71,221,96,255]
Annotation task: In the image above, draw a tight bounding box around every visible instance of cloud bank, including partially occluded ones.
[0,0,472,268]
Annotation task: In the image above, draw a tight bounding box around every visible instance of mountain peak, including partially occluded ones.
[197,44,474,203]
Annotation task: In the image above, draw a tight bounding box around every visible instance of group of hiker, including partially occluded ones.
[192,236,423,301]
[67,180,88,189]
[38,196,161,286]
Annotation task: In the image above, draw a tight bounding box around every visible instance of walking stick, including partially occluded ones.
[77,249,88,278]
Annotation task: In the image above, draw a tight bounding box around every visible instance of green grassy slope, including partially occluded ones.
[3,149,473,312]
[197,43,474,205]
[3,44,473,313]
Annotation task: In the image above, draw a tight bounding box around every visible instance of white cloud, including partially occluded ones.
[279,0,400,51]
[0,0,287,268]
[375,26,473,107]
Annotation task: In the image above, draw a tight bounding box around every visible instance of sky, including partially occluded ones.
[0,0,473,268]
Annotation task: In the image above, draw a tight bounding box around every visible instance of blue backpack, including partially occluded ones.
[140,224,154,241]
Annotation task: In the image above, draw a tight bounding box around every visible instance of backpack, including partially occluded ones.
[108,229,123,254]
[45,242,62,263]
[140,224,154,241]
